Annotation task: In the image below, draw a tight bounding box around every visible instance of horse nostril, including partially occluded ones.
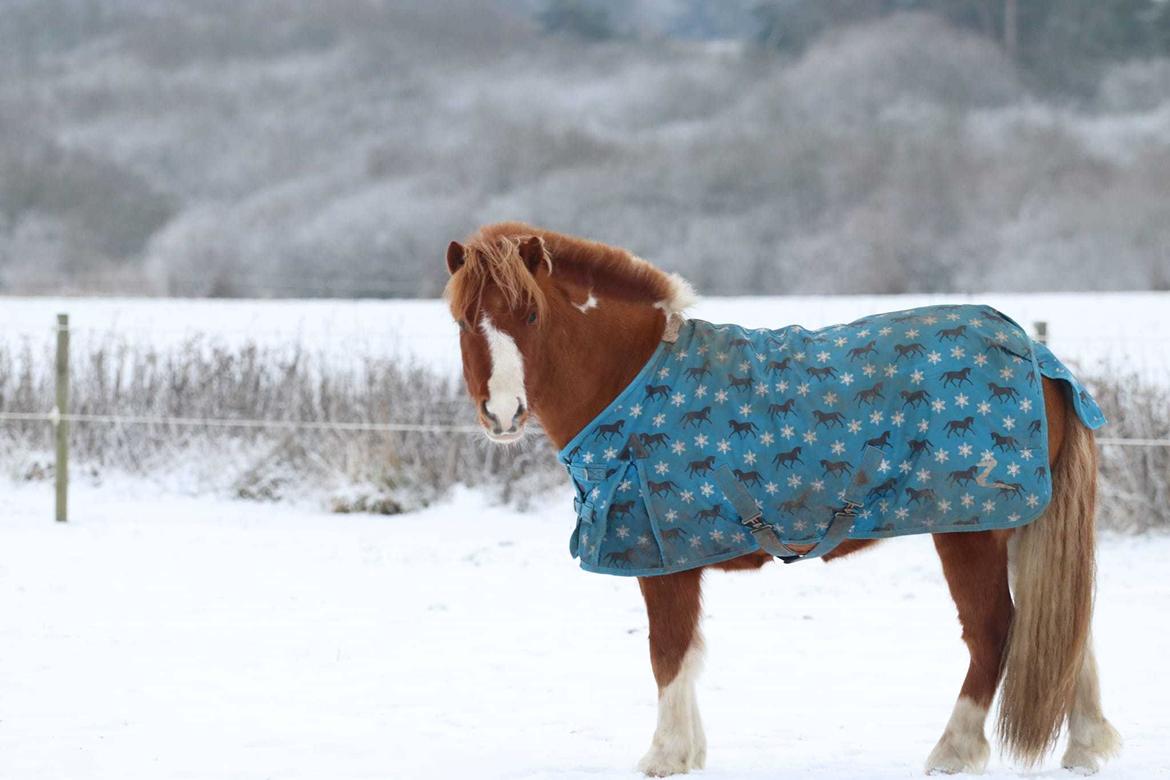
[513,400,527,421]
[480,399,499,425]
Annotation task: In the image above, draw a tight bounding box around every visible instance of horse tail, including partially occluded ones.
[996,408,1096,765]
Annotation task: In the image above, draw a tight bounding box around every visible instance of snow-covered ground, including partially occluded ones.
[2,292,1168,381]
[1,482,1166,779]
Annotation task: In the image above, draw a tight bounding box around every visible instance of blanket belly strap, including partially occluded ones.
[714,461,863,564]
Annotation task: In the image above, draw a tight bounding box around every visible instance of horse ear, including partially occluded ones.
[446,241,465,275]
[518,236,548,275]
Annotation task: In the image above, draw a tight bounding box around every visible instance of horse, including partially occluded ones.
[444,222,1119,776]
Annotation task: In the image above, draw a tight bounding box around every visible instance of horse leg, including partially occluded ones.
[636,568,706,777]
[1061,638,1121,772]
[925,530,1013,774]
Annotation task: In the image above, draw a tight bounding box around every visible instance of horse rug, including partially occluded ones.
[558,304,1105,577]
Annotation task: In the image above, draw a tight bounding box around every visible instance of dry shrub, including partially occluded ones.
[0,337,565,513]
[1,338,1165,527]
[1086,371,1170,532]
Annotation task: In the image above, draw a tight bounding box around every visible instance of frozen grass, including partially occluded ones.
[0,335,562,513]
[1088,370,1170,532]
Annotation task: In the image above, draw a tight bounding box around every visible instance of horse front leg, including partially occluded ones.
[636,568,706,777]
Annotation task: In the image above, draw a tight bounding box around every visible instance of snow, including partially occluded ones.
[0,297,458,372]
[2,292,1167,381]
[1,482,1166,779]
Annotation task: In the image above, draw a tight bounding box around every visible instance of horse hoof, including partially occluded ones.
[1061,718,1121,775]
[641,753,692,776]
[1060,750,1100,776]
[925,698,991,775]
[925,734,990,775]
[637,747,697,777]
[692,742,707,770]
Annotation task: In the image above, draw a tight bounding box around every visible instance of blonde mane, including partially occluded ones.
[444,222,696,320]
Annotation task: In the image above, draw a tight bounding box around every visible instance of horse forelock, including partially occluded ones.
[444,222,696,323]
[444,227,549,325]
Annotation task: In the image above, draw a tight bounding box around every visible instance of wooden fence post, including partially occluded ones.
[1034,321,1048,345]
[55,313,69,523]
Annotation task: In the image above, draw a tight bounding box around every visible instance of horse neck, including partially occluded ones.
[532,301,665,451]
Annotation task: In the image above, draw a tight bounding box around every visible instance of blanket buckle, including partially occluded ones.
[776,499,860,564]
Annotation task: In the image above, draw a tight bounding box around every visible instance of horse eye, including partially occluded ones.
[527,311,537,324]
[456,319,468,332]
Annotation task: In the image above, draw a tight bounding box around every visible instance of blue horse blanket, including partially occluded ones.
[559,305,1104,577]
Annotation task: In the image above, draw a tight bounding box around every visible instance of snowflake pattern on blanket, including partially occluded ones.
[558,305,1105,577]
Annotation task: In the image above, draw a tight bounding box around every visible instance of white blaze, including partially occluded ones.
[480,314,527,428]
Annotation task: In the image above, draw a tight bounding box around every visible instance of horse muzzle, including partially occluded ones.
[479,397,528,444]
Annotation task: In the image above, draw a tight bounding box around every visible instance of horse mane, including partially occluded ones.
[444,222,696,320]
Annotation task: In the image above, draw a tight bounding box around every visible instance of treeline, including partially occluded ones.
[540,0,1170,94]
[760,0,1170,97]
[0,1,1168,298]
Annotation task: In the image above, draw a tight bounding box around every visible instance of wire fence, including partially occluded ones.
[4,410,1160,446]
[0,411,481,434]
[1096,437,1170,447]
[0,411,1161,445]
[0,313,1165,530]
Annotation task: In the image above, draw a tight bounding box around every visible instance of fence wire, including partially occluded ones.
[0,411,481,434]
[0,411,1164,446]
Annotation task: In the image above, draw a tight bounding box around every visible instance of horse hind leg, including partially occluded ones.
[1061,639,1121,772]
[925,530,1014,774]
[636,569,706,777]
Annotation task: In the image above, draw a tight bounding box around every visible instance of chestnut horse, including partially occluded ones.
[444,222,1120,776]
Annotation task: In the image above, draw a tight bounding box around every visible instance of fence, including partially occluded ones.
[0,313,503,523]
[1,313,1168,524]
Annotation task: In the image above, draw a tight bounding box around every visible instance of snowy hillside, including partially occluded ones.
[0,481,1165,779]
[3,4,1170,297]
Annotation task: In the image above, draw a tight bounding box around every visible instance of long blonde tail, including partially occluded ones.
[996,411,1097,764]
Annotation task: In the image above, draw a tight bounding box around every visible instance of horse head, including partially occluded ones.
[445,222,696,447]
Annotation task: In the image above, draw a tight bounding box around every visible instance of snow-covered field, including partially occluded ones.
[1,481,1167,780]
[2,292,1169,381]
[1,292,1167,777]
